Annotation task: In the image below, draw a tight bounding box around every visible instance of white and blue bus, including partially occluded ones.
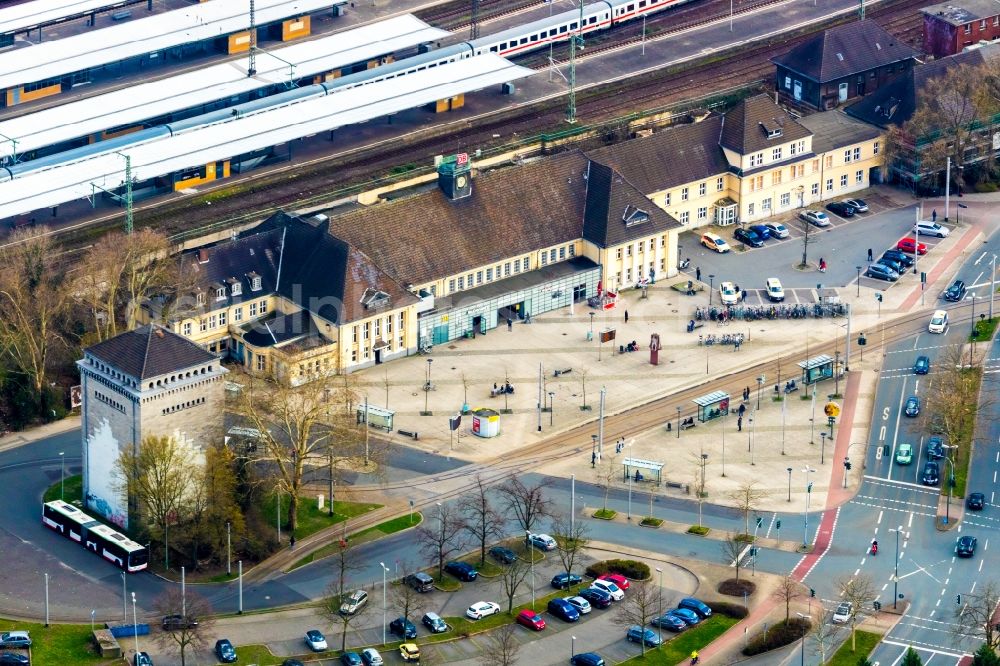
[42,500,148,573]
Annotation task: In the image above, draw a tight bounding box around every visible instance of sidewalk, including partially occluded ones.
[0,414,79,453]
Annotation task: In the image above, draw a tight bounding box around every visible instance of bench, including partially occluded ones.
[397,429,419,440]
[679,417,696,431]
[554,368,572,377]
[111,9,131,20]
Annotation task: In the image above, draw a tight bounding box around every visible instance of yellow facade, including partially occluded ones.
[648,174,739,229]
[340,304,418,369]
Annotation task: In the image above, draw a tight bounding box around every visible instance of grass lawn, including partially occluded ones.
[227,643,278,665]
[258,492,382,541]
[0,619,105,665]
[618,615,740,664]
[825,630,881,666]
[289,513,421,570]
[593,509,617,520]
[970,317,999,343]
[949,367,982,498]
[43,474,83,504]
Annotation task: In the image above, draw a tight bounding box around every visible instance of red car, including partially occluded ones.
[598,573,630,590]
[897,238,928,255]
[517,609,546,631]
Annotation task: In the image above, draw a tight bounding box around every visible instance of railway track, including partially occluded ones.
[417,0,543,32]
[252,300,974,580]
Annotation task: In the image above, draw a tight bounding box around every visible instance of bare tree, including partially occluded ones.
[415,503,466,580]
[594,452,618,513]
[551,514,589,581]
[183,441,244,568]
[773,576,801,622]
[837,575,878,652]
[461,371,470,409]
[728,481,769,536]
[497,476,552,538]
[392,564,429,627]
[497,557,532,614]
[382,368,391,410]
[809,610,840,664]
[459,474,506,565]
[579,367,589,411]
[615,579,662,656]
[478,623,522,666]
[153,587,214,666]
[952,580,1000,649]
[322,538,367,651]
[799,213,816,269]
[720,532,747,581]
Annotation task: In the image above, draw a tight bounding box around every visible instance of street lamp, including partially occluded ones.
[571,635,576,659]
[121,572,127,623]
[889,525,905,609]
[548,391,555,426]
[943,445,957,524]
[676,406,681,439]
[786,467,792,502]
[59,451,65,500]
[591,434,598,467]
[131,592,139,659]
[589,312,594,337]
[626,441,633,520]
[527,530,535,609]
[655,567,663,641]
[856,265,862,297]
[820,432,827,465]
[796,612,810,666]
[380,562,389,645]
[756,375,763,410]
[802,466,816,548]
[424,358,433,415]
[708,274,715,305]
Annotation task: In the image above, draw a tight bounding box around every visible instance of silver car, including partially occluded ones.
[800,210,831,227]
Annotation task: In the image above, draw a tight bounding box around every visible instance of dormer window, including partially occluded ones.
[248,272,262,292]
[227,277,242,296]
[212,282,226,301]
[361,288,390,310]
[195,291,206,306]
[622,205,649,227]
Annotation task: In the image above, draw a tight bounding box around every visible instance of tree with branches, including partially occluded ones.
[322,537,367,651]
[799,213,816,269]
[808,610,839,664]
[720,532,747,581]
[479,623,522,666]
[392,563,429,629]
[953,580,1000,650]
[459,474,506,565]
[837,575,878,652]
[416,502,466,581]
[971,642,1000,665]
[901,647,924,666]
[182,441,244,568]
[153,587,214,666]
[773,576,801,622]
[551,514,589,581]
[497,556,532,614]
[729,481,769,536]
[579,368,590,411]
[497,476,552,539]
[615,579,662,656]
[594,452,618,514]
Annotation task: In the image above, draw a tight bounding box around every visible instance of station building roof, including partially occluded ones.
[0,14,447,159]
[0,0,142,36]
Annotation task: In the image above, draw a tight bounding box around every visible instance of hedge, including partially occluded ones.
[708,601,749,619]
[742,617,811,656]
[584,559,651,580]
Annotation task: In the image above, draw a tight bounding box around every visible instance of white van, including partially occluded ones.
[765,278,785,302]
[914,221,950,238]
[928,309,948,333]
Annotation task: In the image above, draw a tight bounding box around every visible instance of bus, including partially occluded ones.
[42,500,148,573]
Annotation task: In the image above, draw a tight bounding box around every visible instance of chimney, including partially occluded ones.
[198,249,210,264]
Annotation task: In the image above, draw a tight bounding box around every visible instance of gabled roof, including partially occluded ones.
[845,45,997,127]
[326,151,594,286]
[921,0,1000,26]
[586,115,729,191]
[719,94,812,155]
[771,21,918,83]
[581,161,681,248]
[86,324,217,380]
[180,221,284,304]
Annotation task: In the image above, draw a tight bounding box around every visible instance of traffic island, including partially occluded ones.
[935,493,964,530]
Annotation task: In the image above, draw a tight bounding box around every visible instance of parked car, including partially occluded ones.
[833,602,852,623]
[765,222,790,238]
[734,227,764,248]
[0,634,30,650]
[926,436,945,460]
[913,356,930,375]
[922,461,940,486]
[590,579,624,600]
[844,198,869,212]
[489,546,517,565]
[956,535,978,557]
[570,653,606,666]
[626,625,663,647]
[719,281,739,305]
[305,629,328,651]
[360,648,384,666]
[678,598,713,619]
[928,309,948,333]
[597,573,630,590]
[915,220,950,237]
[895,443,913,465]
[422,612,448,634]
[879,256,904,274]
[527,533,557,551]
[904,396,920,417]
[651,613,688,632]
[466,601,500,620]
[389,617,417,639]
[944,280,967,302]
[551,572,583,589]
[162,615,198,631]
[134,653,154,666]
[826,201,856,217]
[765,277,785,302]
[897,238,928,254]
[967,492,985,511]
[750,224,772,240]
[0,654,29,666]
[866,263,899,282]
[399,644,420,663]
[669,607,701,626]
[444,561,478,581]
[701,232,731,253]
[340,653,363,666]
[800,210,831,227]
[215,639,237,663]
[340,590,368,615]
[578,586,613,609]
[282,661,305,666]
[882,249,914,268]
[516,609,546,631]
[565,596,592,615]
[404,572,434,593]
[547,598,581,622]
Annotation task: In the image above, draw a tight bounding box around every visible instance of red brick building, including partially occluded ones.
[922,0,1000,58]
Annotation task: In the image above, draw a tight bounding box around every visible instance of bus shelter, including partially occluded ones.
[798,355,834,385]
[357,404,394,431]
[693,390,730,422]
[622,457,663,485]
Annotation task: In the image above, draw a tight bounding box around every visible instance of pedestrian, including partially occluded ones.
[625,310,629,324]
[932,209,937,222]
[738,403,746,417]
[742,289,748,302]
[867,248,873,262]
[290,534,296,549]
[696,266,702,281]
[507,317,513,331]
[591,451,596,468]
[737,416,743,432]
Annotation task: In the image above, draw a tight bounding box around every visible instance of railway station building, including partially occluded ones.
[921,0,1000,58]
